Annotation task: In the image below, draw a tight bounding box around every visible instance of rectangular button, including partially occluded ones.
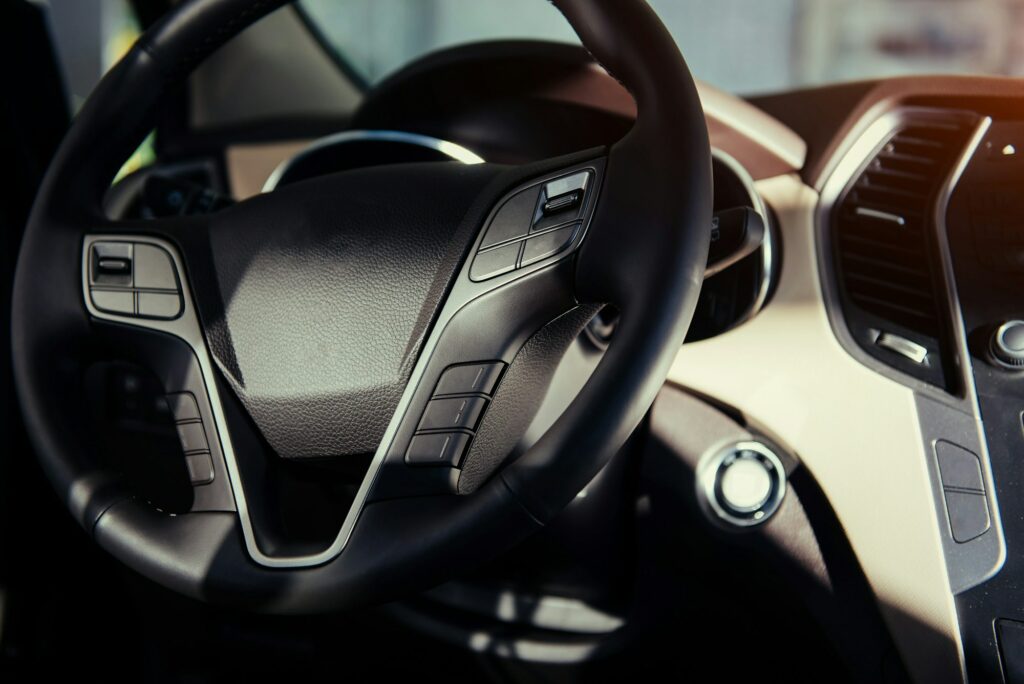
[480,187,540,249]
[521,224,577,267]
[997,620,1024,684]
[133,244,179,290]
[97,257,131,274]
[471,242,521,281]
[91,242,133,286]
[184,451,215,485]
[90,289,135,315]
[544,171,589,198]
[542,190,582,216]
[418,396,487,431]
[166,392,201,422]
[138,291,182,319]
[434,362,505,397]
[935,440,984,492]
[405,432,471,467]
[943,490,991,543]
[176,421,209,453]
[534,172,590,232]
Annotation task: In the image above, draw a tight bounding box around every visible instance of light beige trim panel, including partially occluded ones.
[667,174,963,684]
[697,81,807,174]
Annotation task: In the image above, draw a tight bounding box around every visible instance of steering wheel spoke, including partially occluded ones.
[81,227,237,514]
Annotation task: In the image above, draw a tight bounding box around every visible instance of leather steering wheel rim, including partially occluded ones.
[11,0,711,612]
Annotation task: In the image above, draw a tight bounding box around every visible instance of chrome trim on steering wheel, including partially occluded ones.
[262,129,485,192]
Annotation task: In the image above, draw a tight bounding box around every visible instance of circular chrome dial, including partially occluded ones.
[990,320,1024,369]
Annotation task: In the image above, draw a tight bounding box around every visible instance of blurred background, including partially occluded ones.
[41,0,1024,106]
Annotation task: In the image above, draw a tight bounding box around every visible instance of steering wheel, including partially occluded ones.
[11,0,710,612]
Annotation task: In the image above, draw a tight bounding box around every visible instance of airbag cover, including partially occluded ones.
[204,162,501,458]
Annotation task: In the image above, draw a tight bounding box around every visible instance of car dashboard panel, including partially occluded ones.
[100,49,1024,683]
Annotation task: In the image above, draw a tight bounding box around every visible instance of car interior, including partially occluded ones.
[3,0,1024,682]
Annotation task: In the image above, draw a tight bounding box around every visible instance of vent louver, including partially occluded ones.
[832,111,977,390]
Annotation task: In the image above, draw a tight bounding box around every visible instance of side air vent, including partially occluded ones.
[832,110,978,391]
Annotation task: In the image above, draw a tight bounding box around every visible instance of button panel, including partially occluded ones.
[87,241,182,320]
[470,169,594,282]
[167,391,214,485]
[404,360,505,468]
[934,440,991,543]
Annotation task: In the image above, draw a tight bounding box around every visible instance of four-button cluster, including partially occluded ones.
[405,361,506,467]
[88,241,183,319]
[470,170,592,281]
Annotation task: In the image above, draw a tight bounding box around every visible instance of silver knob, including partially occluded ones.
[990,320,1024,369]
[698,441,787,528]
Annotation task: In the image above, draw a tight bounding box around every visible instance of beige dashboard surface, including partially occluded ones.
[668,174,963,684]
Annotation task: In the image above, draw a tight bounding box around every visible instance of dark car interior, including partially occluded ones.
[4,1,1024,682]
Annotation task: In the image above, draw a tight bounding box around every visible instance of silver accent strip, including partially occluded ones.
[85,162,601,569]
[936,117,991,414]
[262,129,484,192]
[875,330,929,364]
[83,235,256,542]
[816,108,1005,602]
[855,206,906,226]
[930,116,1007,594]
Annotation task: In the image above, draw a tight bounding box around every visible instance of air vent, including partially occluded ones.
[832,111,977,390]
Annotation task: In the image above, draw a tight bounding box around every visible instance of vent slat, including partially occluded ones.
[864,164,931,186]
[840,250,929,279]
[842,271,935,303]
[852,184,930,206]
[876,149,939,167]
[848,292,939,333]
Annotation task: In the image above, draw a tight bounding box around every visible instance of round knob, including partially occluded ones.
[719,454,773,513]
[698,441,787,528]
[990,320,1024,369]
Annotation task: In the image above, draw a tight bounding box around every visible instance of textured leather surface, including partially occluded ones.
[458,305,601,494]
[204,162,503,458]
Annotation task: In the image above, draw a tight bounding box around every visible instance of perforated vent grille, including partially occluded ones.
[832,112,977,390]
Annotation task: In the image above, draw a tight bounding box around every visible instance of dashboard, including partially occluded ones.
[678,80,1024,683]
[106,42,1024,684]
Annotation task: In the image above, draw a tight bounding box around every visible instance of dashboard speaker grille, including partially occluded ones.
[832,111,977,390]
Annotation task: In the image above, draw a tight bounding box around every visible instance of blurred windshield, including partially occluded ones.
[302,0,1024,95]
